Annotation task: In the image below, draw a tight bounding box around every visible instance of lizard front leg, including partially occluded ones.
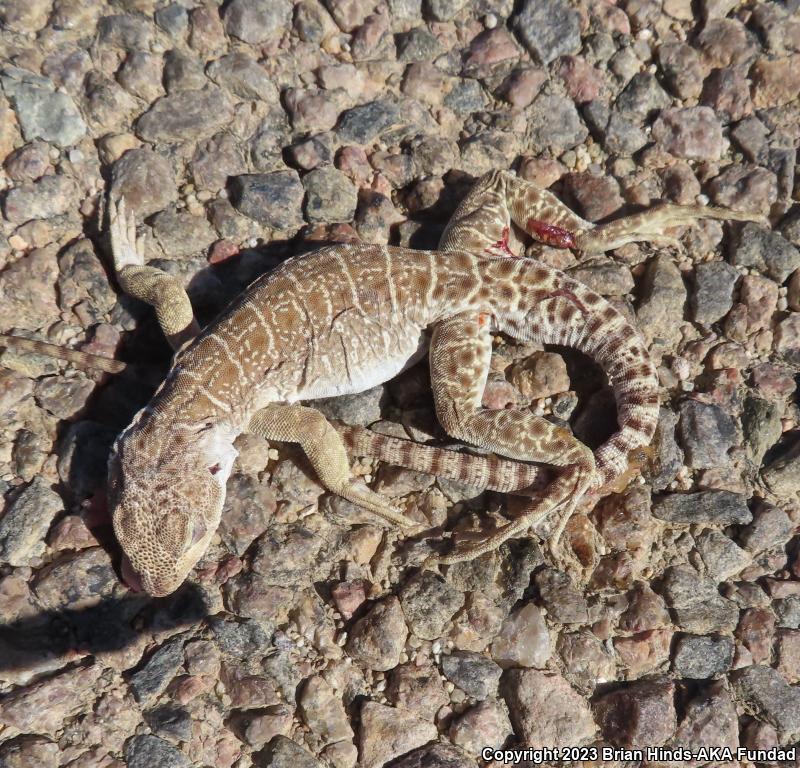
[109,196,201,350]
[427,312,595,564]
[247,403,415,527]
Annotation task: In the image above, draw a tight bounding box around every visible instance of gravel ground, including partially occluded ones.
[0,0,799,766]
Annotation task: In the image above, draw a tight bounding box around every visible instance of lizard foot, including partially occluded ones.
[109,196,147,271]
[337,481,416,527]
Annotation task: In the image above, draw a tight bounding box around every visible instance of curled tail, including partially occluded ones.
[504,262,660,491]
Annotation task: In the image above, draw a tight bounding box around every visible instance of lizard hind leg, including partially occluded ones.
[247,403,415,528]
[426,312,596,565]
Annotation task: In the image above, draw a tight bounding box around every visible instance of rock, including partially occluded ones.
[129,637,185,704]
[298,675,353,749]
[397,27,443,62]
[678,400,737,469]
[124,734,191,768]
[136,88,233,144]
[251,525,322,585]
[441,651,502,700]
[694,529,752,582]
[762,443,800,498]
[649,408,684,491]
[229,172,305,230]
[223,0,292,44]
[323,0,375,31]
[218,475,276,556]
[346,595,408,671]
[671,683,739,754]
[708,165,777,215]
[528,94,588,153]
[490,602,550,668]
[561,172,624,222]
[556,631,616,693]
[697,18,758,68]
[500,67,547,108]
[358,701,437,768]
[660,565,739,633]
[742,395,782,466]
[750,55,800,109]
[0,66,86,147]
[594,679,676,747]
[651,107,724,161]
[691,261,739,326]
[294,1,338,43]
[110,148,178,218]
[534,568,589,624]
[740,504,794,553]
[449,699,513,755]
[398,571,465,640]
[732,665,800,743]
[737,606,776,664]
[443,79,488,116]
[206,53,279,103]
[260,736,323,768]
[303,167,358,224]
[730,224,800,284]
[672,634,734,678]
[155,3,189,37]
[657,42,707,99]
[620,584,670,633]
[0,664,103,736]
[700,66,752,123]
[337,99,403,144]
[32,547,118,611]
[4,174,78,225]
[557,56,604,105]
[636,255,686,349]
[615,71,671,119]
[145,703,194,744]
[390,744,472,768]
[504,669,596,748]
[508,351,569,401]
[0,477,63,567]
[150,208,216,259]
[776,630,800,683]
[651,491,751,525]
[209,616,272,659]
[386,662,448,719]
[0,735,60,766]
[514,0,581,65]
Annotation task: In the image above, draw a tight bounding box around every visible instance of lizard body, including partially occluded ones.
[1,170,759,596]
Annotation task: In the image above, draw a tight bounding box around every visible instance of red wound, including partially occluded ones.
[487,226,518,258]
[526,219,576,249]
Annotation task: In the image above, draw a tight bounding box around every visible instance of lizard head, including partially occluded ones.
[108,419,238,597]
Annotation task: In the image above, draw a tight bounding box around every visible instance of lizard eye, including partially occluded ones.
[190,519,207,546]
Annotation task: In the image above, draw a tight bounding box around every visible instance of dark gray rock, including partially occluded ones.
[337,99,403,144]
[399,571,465,640]
[615,72,672,119]
[389,743,473,768]
[129,637,185,704]
[0,66,86,146]
[155,3,188,37]
[229,171,305,230]
[313,385,385,426]
[0,477,63,567]
[694,529,752,582]
[660,565,739,633]
[649,408,684,491]
[136,87,233,143]
[206,53,278,103]
[251,525,322,585]
[730,223,800,283]
[443,79,488,116]
[672,634,734,678]
[732,665,800,742]
[223,0,292,44]
[32,547,118,611]
[124,734,191,768]
[163,50,207,93]
[302,167,357,224]
[529,93,588,153]
[97,14,152,49]
[651,491,752,525]
[440,650,502,700]
[678,400,737,469]
[144,704,193,743]
[691,261,739,326]
[604,111,649,155]
[425,0,467,21]
[3,175,76,224]
[742,395,782,466]
[774,596,800,629]
[762,441,800,498]
[209,616,273,659]
[739,504,794,553]
[514,0,581,65]
[258,736,323,768]
[730,116,770,163]
[397,27,443,62]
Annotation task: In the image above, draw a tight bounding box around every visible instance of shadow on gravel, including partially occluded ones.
[0,582,210,674]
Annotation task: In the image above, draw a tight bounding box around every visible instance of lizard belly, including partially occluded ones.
[289,323,429,401]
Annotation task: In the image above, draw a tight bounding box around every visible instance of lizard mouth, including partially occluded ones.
[120,554,144,592]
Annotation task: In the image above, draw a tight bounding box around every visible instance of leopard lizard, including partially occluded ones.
[0,169,758,595]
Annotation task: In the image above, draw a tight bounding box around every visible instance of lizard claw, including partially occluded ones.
[110,195,145,271]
